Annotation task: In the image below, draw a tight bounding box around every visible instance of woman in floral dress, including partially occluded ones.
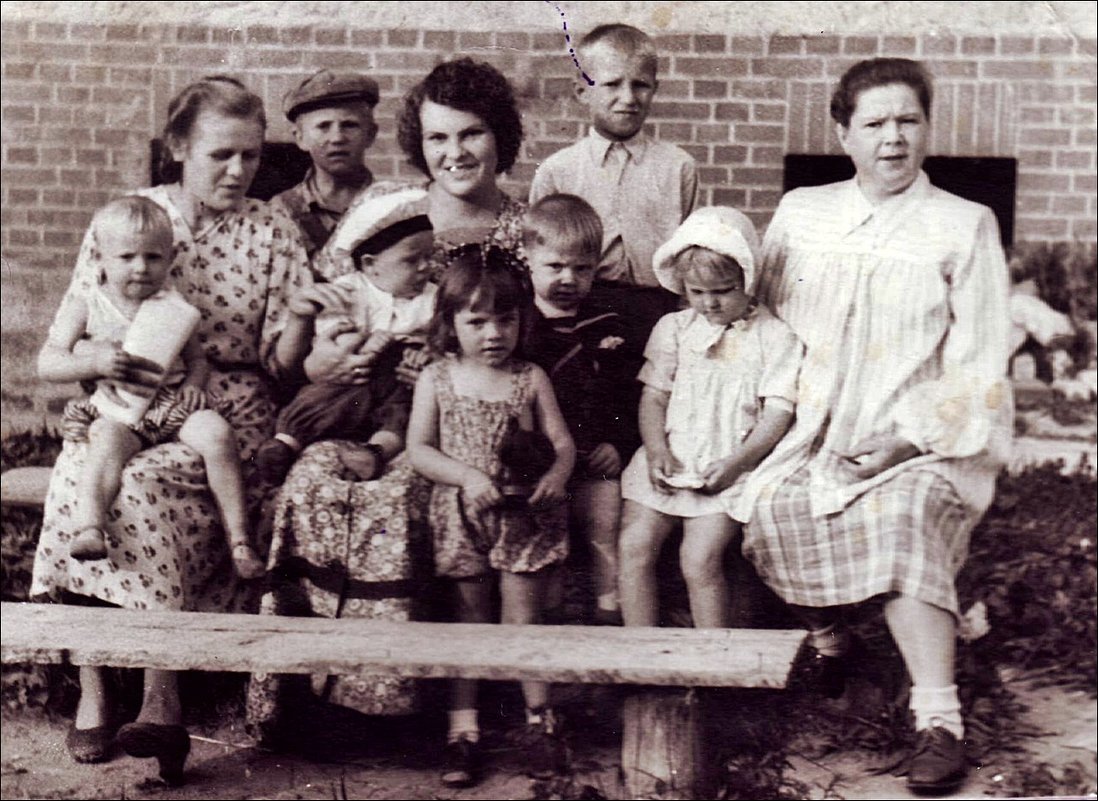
[31,76,314,784]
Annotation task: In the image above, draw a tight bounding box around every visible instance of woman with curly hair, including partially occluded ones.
[246,58,530,752]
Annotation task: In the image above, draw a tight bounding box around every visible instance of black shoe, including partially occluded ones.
[441,735,480,788]
[518,709,568,780]
[254,439,296,484]
[787,638,850,699]
[907,725,966,796]
[116,722,190,786]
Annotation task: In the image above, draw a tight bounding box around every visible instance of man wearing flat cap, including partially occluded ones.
[272,69,380,257]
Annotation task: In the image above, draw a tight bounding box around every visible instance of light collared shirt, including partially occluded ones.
[271,166,373,258]
[530,129,699,287]
[315,272,437,344]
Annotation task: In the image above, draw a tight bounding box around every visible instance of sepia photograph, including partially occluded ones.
[1,2,1095,798]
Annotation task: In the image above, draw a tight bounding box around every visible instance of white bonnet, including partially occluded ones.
[652,206,761,295]
[328,186,432,258]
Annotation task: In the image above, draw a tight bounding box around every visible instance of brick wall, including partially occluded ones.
[3,19,1095,278]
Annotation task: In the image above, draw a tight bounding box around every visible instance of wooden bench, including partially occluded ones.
[1,601,803,798]
[0,466,52,508]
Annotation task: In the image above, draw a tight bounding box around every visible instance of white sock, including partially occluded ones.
[526,706,558,731]
[596,591,620,613]
[910,684,964,740]
[447,708,479,743]
[808,623,849,657]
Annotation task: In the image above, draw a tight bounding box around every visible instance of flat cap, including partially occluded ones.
[284,69,380,120]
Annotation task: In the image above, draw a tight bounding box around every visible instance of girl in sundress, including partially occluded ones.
[618,207,803,630]
[406,244,575,788]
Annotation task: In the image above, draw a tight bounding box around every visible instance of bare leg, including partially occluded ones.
[450,577,494,720]
[680,515,738,629]
[618,501,677,627]
[571,478,623,617]
[179,410,262,578]
[500,569,550,710]
[72,419,141,557]
[136,669,182,726]
[883,595,956,688]
[74,666,112,729]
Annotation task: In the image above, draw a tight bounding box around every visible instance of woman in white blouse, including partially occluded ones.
[736,58,1011,796]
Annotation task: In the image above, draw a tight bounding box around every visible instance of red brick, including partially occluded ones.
[750,145,783,164]
[1016,84,1073,103]
[378,51,447,71]
[386,28,418,48]
[6,147,37,164]
[715,102,749,121]
[78,190,113,206]
[542,77,573,97]
[274,26,309,46]
[2,19,29,38]
[649,101,711,120]
[32,22,67,39]
[650,122,689,142]
[655,34,692,54]
[1019,128,1072,147]
[1060,107,1096,125]
[3,167,57,184]
[730,36,765,55]
[681,144,709,162]
[674,57,748,78]
[694,34,726,54]
[497,32,530,51]
[924,60,977,78]
[1051,196,1088,215]
[1018,172,1070,192]
[1038,36,1073,55]
[1076,129,1097,146]
[1018,217,1068,238]
[246,25,279,45]
[105,24,141,41]
[1082,38,1098,57]
[921,34,956,55]
[20,42,89,61]
[882,36,917,54]
[175,25,210,44]
[713,188,747,206]
[92,86,149,105]
[531,32,562,51]
[698,166,729,183]
[305,50,374,70]
[45,229,82,248]
[109,66,153,85]
[5,62,36,80]
[961,36,995,55]
[58,86,91,103]
[1072,218,1097,238]
[1075,174,1098,193]
[999,36,1035,55]
[1063,61,1098,81]
[1020,107,1055,124]
[843,36,878,55]
[696,123,731,143]
[751,58,823,78]
[982,61,1055,80]
[74,65,107,83]
[39,107,73,124]
[458,31,493,49]
[541,119,580,139]
[693,80,726,99]
[806,36,841,55]
[9,229,42,246]
[42,188,75,205]
[2,105,35,123]
[733,125,784,144]
[768,36,802,55]
[1058,151,1094,169]
[210,27,240,45]
[76,149,107,166]
[714,145,748,164]
[732,80,788,100]
[314,28,346,46]
[660,80,691,96]
[733,166,782,184]
[38,63,73,82]
[88,44,155,62]
[1017,149,1053,168]
[1078,85,1097,104]
[94,129,137,146]
[1018,195,1051,214]
[753,104,785,122]
[242,49,301,69]
[750,188,783,207]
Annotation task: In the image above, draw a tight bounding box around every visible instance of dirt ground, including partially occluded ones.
[2,675,1094,801]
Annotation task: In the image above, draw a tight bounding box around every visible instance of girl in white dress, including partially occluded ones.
[619,207,803,629]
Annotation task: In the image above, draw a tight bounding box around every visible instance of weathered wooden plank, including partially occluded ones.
[1,602,804,688]
[0,467,52,508]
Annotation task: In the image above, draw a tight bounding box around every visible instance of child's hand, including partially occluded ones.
[396,347,431,387]
[647,449,683,494]
[359,330,395,359]
[700,453,748,495]
[587,442,622,479]
[529,470,569,506]
[95,344,163,388]
[176,384,207,411]
[287,285,349,318]
[461,469,502,516]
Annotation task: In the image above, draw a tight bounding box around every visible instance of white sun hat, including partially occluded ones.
[652,206,761,296]
[329,186,432,260]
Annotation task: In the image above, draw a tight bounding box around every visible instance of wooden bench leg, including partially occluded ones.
[621,687,715,800]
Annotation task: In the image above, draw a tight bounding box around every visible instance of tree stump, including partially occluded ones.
[621,686,714,800]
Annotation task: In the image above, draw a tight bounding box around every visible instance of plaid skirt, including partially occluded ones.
[743,466,973,616]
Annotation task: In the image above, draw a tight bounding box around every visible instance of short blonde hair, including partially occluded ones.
[523,194,603,259]
[91,196,173,281]
[578,24,658,73]
[670,246,745,289]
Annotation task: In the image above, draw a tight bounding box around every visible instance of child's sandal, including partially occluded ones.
[70,526,109,561]
[231,542,265,580]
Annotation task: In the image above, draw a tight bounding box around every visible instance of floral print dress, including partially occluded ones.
[31,185,310,612]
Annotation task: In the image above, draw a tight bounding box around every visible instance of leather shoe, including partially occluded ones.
[787,639,849,699]
[907,725,966,796]
[116,722,190,786]
[66,725,116,764]
[441,735,480,788]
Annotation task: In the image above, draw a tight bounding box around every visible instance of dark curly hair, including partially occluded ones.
[829,58,933,128]
[397,58,523,177]
[428,243,533,359]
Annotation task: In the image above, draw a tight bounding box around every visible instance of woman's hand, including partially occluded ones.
[287,284,351,319]
[396,346,432,388]
[461,469,502,516]
[303,321,374,385]
[92,343,163,389]
[647,448,683,494]
[586,442,623,479]
[700,452,749,495]
[841,435,921,480]
[529,470,569,506]
[175,384,207,410]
